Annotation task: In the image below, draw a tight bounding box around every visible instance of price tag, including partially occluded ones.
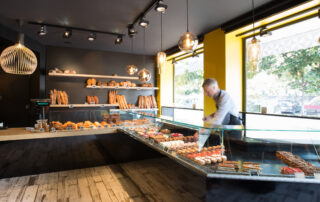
[69,104,73,108]
[66,127,71,131]
[172,151,177,157]
[295,172,305,179]
[50,127,56,132]
[314,173,320,179]
[92,85,96,88]
[249,170,259,176]
[89,125,94,129]
[164,147,169,152]
[79,126,84,130]
[39,128,44,132]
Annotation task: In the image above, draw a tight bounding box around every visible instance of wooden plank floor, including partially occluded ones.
[0,158,206,202]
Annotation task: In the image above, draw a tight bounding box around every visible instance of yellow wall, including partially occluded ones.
[157,61,174,114]
[203,28,226,116]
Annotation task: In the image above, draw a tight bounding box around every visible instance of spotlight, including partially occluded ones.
[115,35,122,44]
[155,0,168,13]
[139,17,149,27]
[259,26,272,37]
[128,25,137,38]
[38,25,47,36]
[88,32,96,41]
[63,29,72,39]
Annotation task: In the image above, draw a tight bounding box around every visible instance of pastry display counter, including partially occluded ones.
[114,111,320,184]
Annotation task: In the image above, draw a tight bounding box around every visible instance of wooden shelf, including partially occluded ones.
[48,72,139,80]
[110,108,158,112]
[86,85,159,90]
[50,104,119,108]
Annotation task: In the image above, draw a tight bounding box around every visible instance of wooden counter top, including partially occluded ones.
[0,127,118,142]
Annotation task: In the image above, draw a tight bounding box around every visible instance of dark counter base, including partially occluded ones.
[206,178,320,202]
[0,133,162,179]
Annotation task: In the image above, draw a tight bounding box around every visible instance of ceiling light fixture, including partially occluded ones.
[139,17,149,27]
[155,0,168,13]
[38,25,47,36]
[178,0,198,53]
[63,29,72,39]
[128,24,137,38]
[126,38,138,75]
[88,32,96,41]
[259,26,271,37]
[0,20,37,75]
[115,35,123,44]
[246,0,261,73]
[157,13,166,74]
[138,28,151,82]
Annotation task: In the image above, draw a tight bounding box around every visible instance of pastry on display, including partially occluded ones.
[50,90,69,105]
[87,78,97,86]
[86,96,99,104]
[138,95,157,109]
[116,94,129,109]
[276,151,320,175]
[281,167,303,175]
[108,90,118,104]
[141,83,153,87]
[242,162,262,173]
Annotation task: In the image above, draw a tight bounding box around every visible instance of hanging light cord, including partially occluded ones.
[160,13,163,51]
[252,0,256,38]
[186,0,189,32]
[143,27,146,67]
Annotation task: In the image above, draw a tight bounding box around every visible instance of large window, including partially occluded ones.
[174,53,204,109]
[246,17,320,118]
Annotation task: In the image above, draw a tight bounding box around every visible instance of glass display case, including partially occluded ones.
[115,110,320,184]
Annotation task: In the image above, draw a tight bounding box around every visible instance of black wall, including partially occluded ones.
[0,24,46,127]
[46,46,156,106]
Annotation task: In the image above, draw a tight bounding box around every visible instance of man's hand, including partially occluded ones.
[202,116,210,122]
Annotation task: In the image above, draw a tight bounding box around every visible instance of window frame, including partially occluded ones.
[242,14,320,121]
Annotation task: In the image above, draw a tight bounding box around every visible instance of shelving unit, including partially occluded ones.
[48,72,139,80]
[110,108,158,112]
[50,104,119,108]
[86,85,159,90]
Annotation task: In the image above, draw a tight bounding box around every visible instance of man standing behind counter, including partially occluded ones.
[202,78,241,125]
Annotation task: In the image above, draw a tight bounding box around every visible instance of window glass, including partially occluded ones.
[246,17,320,118]
[174,53,204,109]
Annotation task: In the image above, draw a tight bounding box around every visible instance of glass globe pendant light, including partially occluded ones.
[246,0,261,73]
[178,0,198,52]
[138,28,152,82]
[138,68,151,82]
[126,37,138,75]
[0,29,37,75]
[157,13,166,74]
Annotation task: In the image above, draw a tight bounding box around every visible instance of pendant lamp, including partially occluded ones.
[126,37,138,75]
[157,13,166,74]
[0,21,37,75]
[138,28,151,82]
[178,0,198,52]
[246,0,261,72]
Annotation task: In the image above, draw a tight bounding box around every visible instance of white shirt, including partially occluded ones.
[212,90,239,125]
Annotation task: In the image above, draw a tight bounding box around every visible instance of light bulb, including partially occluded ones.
[157,52,166,74]
[247,37,261,72]
[126,65,138,75]
[138,68,151,82]
[178,32,198,52]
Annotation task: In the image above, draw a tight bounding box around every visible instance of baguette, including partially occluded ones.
[93,96,99,104]
[57,91,62,105]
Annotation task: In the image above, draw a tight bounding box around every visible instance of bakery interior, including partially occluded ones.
[0,0,320,201]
